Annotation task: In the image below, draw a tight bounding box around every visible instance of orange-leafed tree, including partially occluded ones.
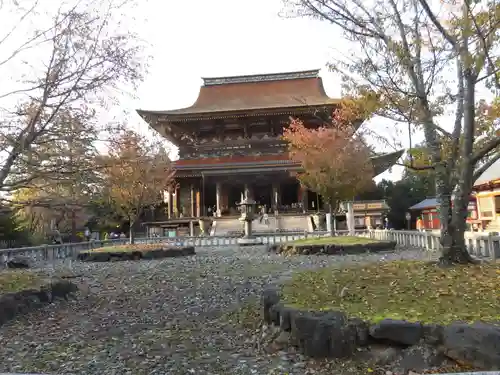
[102,130,175,243]
[283,108,374,233]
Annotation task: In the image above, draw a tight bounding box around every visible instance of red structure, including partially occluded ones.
[409,197,478,230]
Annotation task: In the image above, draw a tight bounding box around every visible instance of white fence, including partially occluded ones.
[365,230,500,260]
[1,229,499,263]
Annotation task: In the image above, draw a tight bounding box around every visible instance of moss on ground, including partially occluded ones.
[281,260,500,324]
[289,236,381,246]
[80,243,164,254]
[221,298,262,330]
[0,270,44,293]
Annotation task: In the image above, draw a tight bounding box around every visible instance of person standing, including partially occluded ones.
[416,217,424,232]
[84,227,91,241]
[52,228,63,244]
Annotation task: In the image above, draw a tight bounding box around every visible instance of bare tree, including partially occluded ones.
[0,0,146,193]
[283,0,500,265]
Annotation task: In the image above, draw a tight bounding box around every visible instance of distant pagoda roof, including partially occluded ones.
[137,69,339,122]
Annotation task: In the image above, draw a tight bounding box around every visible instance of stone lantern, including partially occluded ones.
[236,196,262,246]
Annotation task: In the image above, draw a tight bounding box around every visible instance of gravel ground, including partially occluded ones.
[0,246,435,375]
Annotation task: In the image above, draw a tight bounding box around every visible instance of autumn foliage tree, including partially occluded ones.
[283,111,374,233]
[283,0,500,264]
[101,131,175,243]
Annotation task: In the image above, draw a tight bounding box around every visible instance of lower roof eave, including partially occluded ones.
[175,166,300,177]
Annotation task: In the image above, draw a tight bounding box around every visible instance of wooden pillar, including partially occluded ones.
[167,190,173,219]
[221,185,229,214]
[216,182,222,217]
[196,190,201,217]
[272,183,280,212]
[190,184,195,217]
[298,185,308,213]
[173,185,179,218]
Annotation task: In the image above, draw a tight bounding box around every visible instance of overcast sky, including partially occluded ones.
[1,0,427,182]
[122,0,411,181]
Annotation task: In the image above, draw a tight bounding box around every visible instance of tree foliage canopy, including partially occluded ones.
[283,107,374,210]
[101,130,175,242]
[282,0,500,263]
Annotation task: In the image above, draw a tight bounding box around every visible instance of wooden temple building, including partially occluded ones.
[471,158,500,231]
[137,69,402,235]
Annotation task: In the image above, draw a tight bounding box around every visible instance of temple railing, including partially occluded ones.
[1,229,500,263]
[0,230,361,263]
[364,229,500,260]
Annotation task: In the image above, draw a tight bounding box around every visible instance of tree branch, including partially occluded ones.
[471,136,500,165]
[417,0,458,48]
[473,152,500,183]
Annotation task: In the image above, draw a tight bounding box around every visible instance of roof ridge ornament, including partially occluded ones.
[202,69,320,86]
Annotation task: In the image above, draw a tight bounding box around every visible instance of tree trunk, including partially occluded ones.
[439,73,477,266]
[129,222,135,244]
[71,209,77,242]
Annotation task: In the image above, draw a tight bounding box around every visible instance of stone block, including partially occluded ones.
[0,279,78,328]
[369,319,423,346]
[442,322,500,369]
[78,246,195,262]
[291,310,350,358]
[6,256,33,269]
[270,240,397,256]
[262,287,280,324]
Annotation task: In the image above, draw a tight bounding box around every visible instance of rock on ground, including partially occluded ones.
[0,246,434,375]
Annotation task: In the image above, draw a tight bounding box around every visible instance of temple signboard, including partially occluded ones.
[353,202,385,211]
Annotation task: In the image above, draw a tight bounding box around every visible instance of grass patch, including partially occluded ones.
[221,298,262,330]
[0,270,44,293]
[80,243,164,254]
[289,236,381,246]
[281,260,500,325]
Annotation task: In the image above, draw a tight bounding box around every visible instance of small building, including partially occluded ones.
[409,197,478,230]
[473,158,500,231]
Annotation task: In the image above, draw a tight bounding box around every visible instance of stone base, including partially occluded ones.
[262,285,500,371]
[1,279,78,328]
[78,246,195,262]
[269,241,397,256]
[237,237,263,246]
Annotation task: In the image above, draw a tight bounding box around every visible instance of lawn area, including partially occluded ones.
[281,260,500,324]
[0,270,44,294]
[80,243,163,254]
[289,235,381,246]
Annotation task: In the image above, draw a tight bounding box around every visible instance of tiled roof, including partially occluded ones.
[474,158,500,186]
[137,70,339,119]
[371,150,404,176]
[409,198,439,210]
[173,150,403,177]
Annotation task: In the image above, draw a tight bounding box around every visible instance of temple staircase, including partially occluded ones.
[212,216,278,236]
[212,218,243,236]
[276,215,309,232]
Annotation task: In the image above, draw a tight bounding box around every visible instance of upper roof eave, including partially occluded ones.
[201,69,321,85]
[136,102,340,122]
[136,69,340,121]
